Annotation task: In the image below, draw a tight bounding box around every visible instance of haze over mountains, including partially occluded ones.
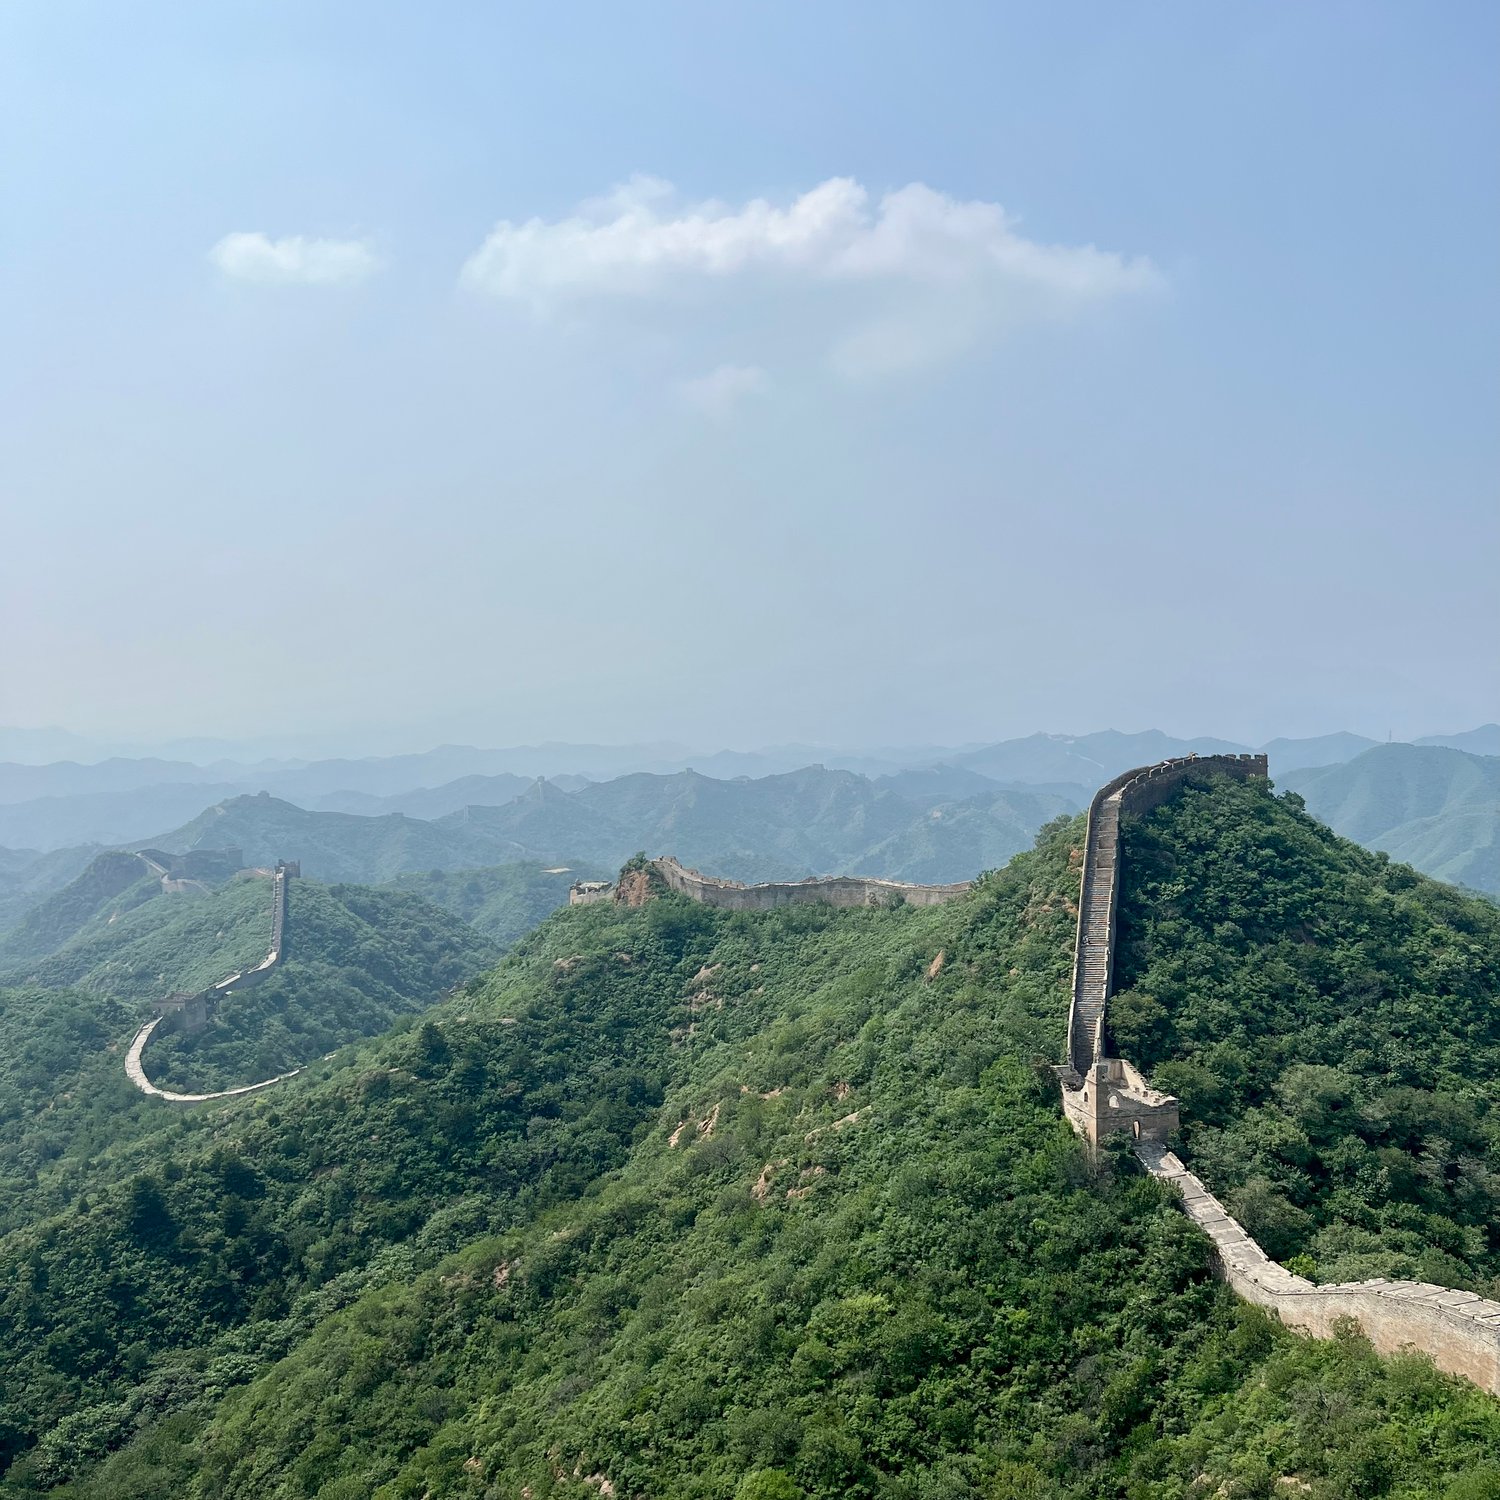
[1285,744,1500,896]
[0,729,1495,932]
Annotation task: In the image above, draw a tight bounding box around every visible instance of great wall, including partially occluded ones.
[611,759,1500,1398]
[572,857,971,911]
[1058,754,1500,1398]
[125,860,304,1103]
[113,776,1500,1395]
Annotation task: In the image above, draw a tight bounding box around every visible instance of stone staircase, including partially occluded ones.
[1069,789,1121,1075]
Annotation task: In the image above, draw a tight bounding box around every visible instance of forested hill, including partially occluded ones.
[1282,743,1500,895]
[1111,775,1500,1290]
[2,782,1499,1497]
[137,770,1078,886]
[0,877,496,1233]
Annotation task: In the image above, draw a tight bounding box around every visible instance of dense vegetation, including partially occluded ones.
[384,861,600,947]
[0,854,161,968]
[1284,744,1500,895]
[1112,776,1500,1291]
[0,878,494,1234]
[1,875,278,1004]
[144,881,497,1092]
[0,785,1495,1496]
[0,847,102,936]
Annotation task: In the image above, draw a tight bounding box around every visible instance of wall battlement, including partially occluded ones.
[1061,754,1500,1398]
[650,856,971,911]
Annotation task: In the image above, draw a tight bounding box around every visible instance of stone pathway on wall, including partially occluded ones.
[1136,1140,1500,1395]
[125,1015,301,1102]
[125,864,299,1104]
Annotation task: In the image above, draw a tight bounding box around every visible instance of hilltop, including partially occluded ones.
[0,777,1498,1495]
[1283,744,1500,895]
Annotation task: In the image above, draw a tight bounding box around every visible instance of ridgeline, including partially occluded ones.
[0,773,1499,1496]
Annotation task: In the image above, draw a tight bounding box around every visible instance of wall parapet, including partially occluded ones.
[650,856,971,911]
[1065,753,1267,1083]
[1138,1143,1500,1396]
[1061,756,1500,1400]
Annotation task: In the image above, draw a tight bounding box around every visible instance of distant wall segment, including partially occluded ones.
[126,861,300,1103]
[650,857,971,911]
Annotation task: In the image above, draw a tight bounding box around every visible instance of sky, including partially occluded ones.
[3,2,1496,757]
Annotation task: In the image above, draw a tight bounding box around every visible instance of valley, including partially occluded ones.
[0,756,1497,1495]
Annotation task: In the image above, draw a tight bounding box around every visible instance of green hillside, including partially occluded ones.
[2,875,279,1004]
[856,787,1077,883]
[143,881,498,1093]
[1283,744,1500,894]
[0,784,1498,1495]
[0,879,495,1234]
[1111,775,1500,1289]
[0,853,162,968]
[0,846,103,935]
[384,861,605,946]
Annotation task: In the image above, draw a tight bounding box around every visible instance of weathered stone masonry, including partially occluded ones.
[1058,754,1266,1146]
[652,856,971,910]
[1062,755,1500,1397]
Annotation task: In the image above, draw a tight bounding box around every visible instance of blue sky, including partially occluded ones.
[3,2,1495,753]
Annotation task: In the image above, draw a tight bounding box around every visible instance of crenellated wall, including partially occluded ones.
[1065,753,1267,1083]
[1140,1142,1500,1396]
[1060,756,1500,1398]
[650,856,971,911]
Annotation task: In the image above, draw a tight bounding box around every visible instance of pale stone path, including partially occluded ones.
[125,867,298,1104]
[125,1015,301,1102]
[1136,1141,1500,1394]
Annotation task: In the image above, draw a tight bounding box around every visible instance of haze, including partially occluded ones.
[3,2,1496,754]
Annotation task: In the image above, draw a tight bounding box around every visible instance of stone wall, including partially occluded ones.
[1065,753,1267,1082]
[650,856,971,911]
[1059,757,1500,1399]
[131,862,295,1101]
[1139,1143,1500,1396]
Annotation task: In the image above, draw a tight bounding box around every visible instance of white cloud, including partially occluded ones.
[677,364,769,419]
[460,175,1162,310]
[209,232,380,286]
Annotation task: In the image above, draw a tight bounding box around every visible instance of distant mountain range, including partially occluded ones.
[1284,744,1500,895]
[2,725,1494,854]
[0,732,1494,938]
[130,768,1082,888]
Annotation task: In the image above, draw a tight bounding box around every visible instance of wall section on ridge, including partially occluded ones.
[650,856,971,911]
[127,862,299,1102]
[1061,756,1500,1398]
[1140,1142,1500,1396]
